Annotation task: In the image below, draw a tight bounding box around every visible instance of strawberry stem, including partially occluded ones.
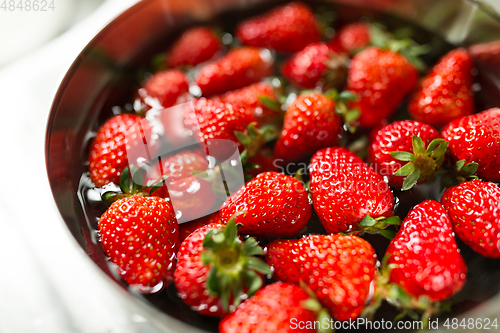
[363,255,451,327]
[391,136,449,191]
[202,212,271,311]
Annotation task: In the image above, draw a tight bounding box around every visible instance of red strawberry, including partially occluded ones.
[368,120,446,190]
[385,200,467,302]
[137,70,189,110]
[146,150,216,223]
[89,114,154,187]
[98,196,179,289]
[235,2,319,53]
[309,147,396,235]
[441,108,500,181]
[195,47,273,96]
[282,42,348,89]
[220,171,311,237]
[179,212,221,242]
[266,234,378,321]
[331,22,371,54]
[214,82,281,125]
[220,282,320,333]
[441,180,500,258]
[347,47,418,128]
[174,217,270,316]
[184,98,256,158]
[274,93,342,164]
[167,26,220,68]
[409,49,474,127]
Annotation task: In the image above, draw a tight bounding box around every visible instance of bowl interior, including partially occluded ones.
[46,0,500,331]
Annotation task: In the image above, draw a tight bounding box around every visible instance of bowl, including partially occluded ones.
[46,0,500,331]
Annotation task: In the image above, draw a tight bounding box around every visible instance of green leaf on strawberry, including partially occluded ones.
[201,212,271,311]
[390,135,449,191]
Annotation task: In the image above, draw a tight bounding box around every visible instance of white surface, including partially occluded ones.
[0,1,165,332]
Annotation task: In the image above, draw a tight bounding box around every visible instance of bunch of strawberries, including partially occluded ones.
[87,2,500,332]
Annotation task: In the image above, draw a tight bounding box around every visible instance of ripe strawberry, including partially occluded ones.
[145,150,216,223]
[274,93,342,164]
[179,212,220,242]
[385,200,467,302]
[137,70,189,110]
[220,282,320,333]
[409,49,474,127]
[282,42,348,89]
[98,196,179,289]
[266,234,378,321]
[309,147,396,235]
[235,2,319,53]
[441,180,500,258]
[195,47,273,96]
[214,82,281,125]
[441,108,500,181]
[220,171,311,237]
[331,22,371,54]
[88,114,154,187]
[167,26,220,68]
[174,217,270,316]
[368,120,446,190]
[184,98,256,158]
[347,47,418,128]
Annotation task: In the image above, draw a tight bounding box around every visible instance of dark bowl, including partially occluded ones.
[46,0,500,332]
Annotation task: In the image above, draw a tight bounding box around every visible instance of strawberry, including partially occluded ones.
[282,42,348,89]
[384,200,467,302]
[441,180,500,258]
[409,49,474,127]
[331,22,371,54]
[235,2,319,53]
[368,120,446,190]
[167,26,220,68]
[274,93,343,164]
[441,108,500,181]
[98,196,179,289]
[179,212,221,242]
[214,82,281,125]
[184,98,256,158]
[220,282,321,333]
[266,234,378,321]
[219,171,311,237]
[174,217,270,316]
[137,69,189,110]
[309,147,397,235]
[145,150,217,223]
[347,47,418,128]
[195,47,273,96]
[88,114,154,187]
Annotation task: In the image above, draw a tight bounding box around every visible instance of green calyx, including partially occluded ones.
[391,135,449,191]
[235,122,279,165]
[455,159,479,181]
[351,215,401,239]
[201,213,271,311]
[258,95,282,112]
[367,23,430,72]
[101,165,167,204]
[363,255,450,329]
[299,281,334,333]
[325,89,361,133]
[322,53,349,90]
